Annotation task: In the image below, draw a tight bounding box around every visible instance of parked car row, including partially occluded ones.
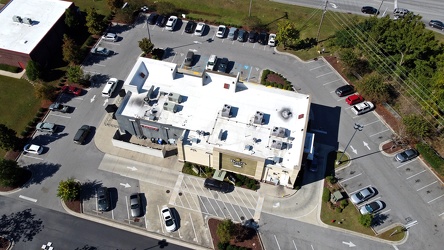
[204,54,229,73]
[335,85,374,115]
[146,13,277,46]
[349,186,384,215]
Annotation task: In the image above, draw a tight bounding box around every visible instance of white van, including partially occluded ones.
[393,8,409,19]
[206,55,218,71]
[102,78,118,97]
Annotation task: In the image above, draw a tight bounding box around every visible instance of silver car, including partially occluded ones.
[395,149,418,162]
[36,122,56,133]
[102,33,118,42]
[49,102,69,113]
[350,187,376,204]
[359,200,383,215]
[129,193,142,217]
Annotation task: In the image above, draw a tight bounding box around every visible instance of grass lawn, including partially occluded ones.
[0,76,41,157]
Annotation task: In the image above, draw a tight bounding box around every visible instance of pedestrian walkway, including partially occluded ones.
[0,68,26,79]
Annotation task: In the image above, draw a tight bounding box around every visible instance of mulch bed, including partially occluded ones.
[208,218,262,250]
[64,199,82,213]
[0,237,9,250]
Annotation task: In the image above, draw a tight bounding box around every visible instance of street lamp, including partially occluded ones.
[337,123,363,165]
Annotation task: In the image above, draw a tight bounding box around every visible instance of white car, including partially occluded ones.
[102,78,118,97]
[102,33,118,42]
[216,25,226,38]
[161,206,176,232]
[165,16,178,31]
[194,22,206,36]
[268,33,276,46]
[350,187,376,204]
[23,144,44,155]
[351,101,374,115]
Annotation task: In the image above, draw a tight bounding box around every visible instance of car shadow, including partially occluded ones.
[83,126,96,145]
[140,192,147,217]
[108,187,119,210]
[170,207,181,230]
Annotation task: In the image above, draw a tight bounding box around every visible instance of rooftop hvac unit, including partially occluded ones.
[168,92,182,103]
[12,15,22,23]
[253,111,264,125]
[23,17,32,25]
[163,102,177,113]
[271,127,287,138]
[221,104,231,118]
[271,140,283,150]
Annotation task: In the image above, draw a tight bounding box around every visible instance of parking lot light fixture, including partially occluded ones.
[337,123,363,165]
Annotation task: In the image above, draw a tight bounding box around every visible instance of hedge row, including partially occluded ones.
[0,63,21,73]
[416,142,444,176]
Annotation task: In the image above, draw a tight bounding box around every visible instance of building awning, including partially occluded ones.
[213,170,227,181]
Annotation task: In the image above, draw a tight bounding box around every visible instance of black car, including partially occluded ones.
[97,187,110,211]
[156,15,168,27]
[258,32,268,45]
[237,29,248,42]
[185,20,196,33]
[429,20,444,30]
[335,85,355,97]
[361,6,378,15]
[204,178,232,193]
[218,58,229,73]
[73,125,91,144]
[147,12,159,25]
[248,31,258,43]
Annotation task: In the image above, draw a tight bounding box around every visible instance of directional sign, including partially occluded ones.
[127,166,138,171]
[350,145,358,154]
[90,95,96,103]
[363,141,371,150]
[120,183,131,188]
[103,98,109,106]
[342,241,356,247]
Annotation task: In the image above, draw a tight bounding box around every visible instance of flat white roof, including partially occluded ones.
[0,0,72,53]
[122,57,311,169]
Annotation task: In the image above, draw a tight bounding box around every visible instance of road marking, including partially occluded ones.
[253,196,264,221]
[95,64,106,67]
[339,173,362,183]
[49,113,71,119]
[363,120,381,126]
[309,64,328,71]
[145,214,149,230]
[311,244,315,249]
[273,235,282,250]
[393,244,399,250]
[428,194,444,204]
[380,209,391,214]
[416,181,437,191]
[110,194,115,220]
[397,161,413,168]
[322,78,341,85]
[311,129,327,134]
[120,183,131,188]
[189,213,198,243]
[315,71,334,78]
[439,211,444,216]
[349,184,371,194]
[22,155,43,160]
[125,196,130,223]
[158,205,165,234]
[369,129,390,137]
[342,241,356,247]
[406,170,426,180]
[292,240,298,250]
[19,195,37,202]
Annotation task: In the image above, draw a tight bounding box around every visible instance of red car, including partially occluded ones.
[345,94,364,105]
[61,85,82,96]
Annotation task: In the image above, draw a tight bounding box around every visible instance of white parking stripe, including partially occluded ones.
[322,78,341,85]
[49,113,71,118]
[397,161,415,168]
[19,195,37,202]
[273,235,282,250]
[315,71,334,78]
[22,155,43,161]
[189,213,198,243]
[439,211,444,216]
[369,129,390,137]
[158,205,164,234]
[309,64,328,71]
[292,239,298,250]
[363,120,382,126]
[416,181,437,191]
[428,194,444,203]
[339,173,362,183]
[380,209,391,214]
[125,196,130,223]
[406,170,426,180]
[349,184,371,195]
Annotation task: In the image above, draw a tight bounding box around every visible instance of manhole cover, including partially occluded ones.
[166,190,170,193]
[179,192,182,196]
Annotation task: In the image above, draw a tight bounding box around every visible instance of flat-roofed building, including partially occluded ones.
[115,57,312,188]
[0,0,73,68]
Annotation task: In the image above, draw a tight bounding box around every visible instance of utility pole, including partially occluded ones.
[316,0,329,44]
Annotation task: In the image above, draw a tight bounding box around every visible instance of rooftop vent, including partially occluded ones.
[253,111,264,125]
[271,127,287,138]
[13,15,22,23]
[221,104,231,118]
[23,17,32,25]
[271,140,283,150]
[168,92,182,103]
[163,102,177,113]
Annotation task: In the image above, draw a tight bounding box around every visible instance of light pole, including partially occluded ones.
[146,18,151,41]
[337,123,363,165]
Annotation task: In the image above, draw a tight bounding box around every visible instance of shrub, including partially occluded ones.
[20,131,29,137]
[326,175,337,184]
[340,199,348,209]
[359,214,373,227]
[26,60,42,81]
[218,242,229,250]
[335,207,342,213]
[217,219,234,243]
[57,178,80,201]
[28,121,35,127]
[0,64,21,73]
[322,188,330,202]
[417,142,444,175]
[33,117,40,123]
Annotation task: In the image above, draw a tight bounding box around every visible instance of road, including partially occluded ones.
[0,196,190,250]
[8,11,444,250]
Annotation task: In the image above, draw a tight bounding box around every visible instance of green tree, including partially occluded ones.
[359,214,373,227]
[138,38,154,55]
[338,48,358,70]
[216,219,234,243]
[276,20,299,49]
[26,60,42,81]
[156,1,176,15]
[0,159,24,187]
[0,124,20,151]
[66,65,84,83]
[107,0,124,12]
[57,178,80,201]
[356,72,390,103]
[62,34,80,65]
[64,7,80,28]
[334,29,357,48]
[403,114,431,139]
[86,7,106,35]
[242,16,263,31]
[35,83,58,101]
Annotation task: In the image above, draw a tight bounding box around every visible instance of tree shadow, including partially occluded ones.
[22,163,61,188]
[0,208,44,243]
[74,245,98,250]
[80,179,104,201]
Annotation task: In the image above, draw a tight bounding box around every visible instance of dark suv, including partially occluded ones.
[204,178,232,193]
[97,187,110,211]
[258,32,268,45]
[361,6,378,15]
[147,13,159,25]
[74,125,91,144]
[429,20,444,30]
[248,31,258,43]
[335,85,355,97]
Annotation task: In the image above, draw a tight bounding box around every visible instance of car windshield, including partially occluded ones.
[131,203,139,209]
[365,204,374,212]
[356,192,364,200]
[165,218,174,226]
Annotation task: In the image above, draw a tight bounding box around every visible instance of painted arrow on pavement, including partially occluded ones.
[103,98,109,106]
[127,166,138,171]
[350,145,358,154]
[90,95,96,103]
[120,183,131,188]
[363,141,371,150]
[342,241,356,247]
